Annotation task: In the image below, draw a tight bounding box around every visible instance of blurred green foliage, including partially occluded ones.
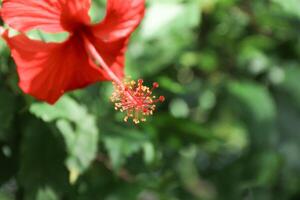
[1,0,300,199]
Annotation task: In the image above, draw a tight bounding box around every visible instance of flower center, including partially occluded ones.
[111,79,165,124]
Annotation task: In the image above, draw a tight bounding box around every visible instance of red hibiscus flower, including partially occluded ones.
[1,0,164,123]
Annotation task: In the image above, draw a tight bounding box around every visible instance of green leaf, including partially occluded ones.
[0,192,13,200]
[143,142,156,164]
[0,88,15,141]
[103,130,149,171]
[141,1,201,40]
[56,118,98,184]
[211,118,249,153]
[272,0,300,18]
[19,120,68,195]
[0,146,17,185]
[227,81,277,146]
[256,152,281,186]
[30,96,99,183]
[169,98,190,118]
[227,81,276,123]
[128,0,202,77]
[36,187,58,200]
[30,96,88,122]
[178,146,216,199]
[279,66,300,108]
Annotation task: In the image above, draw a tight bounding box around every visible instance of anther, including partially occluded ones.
[159,96,165,102]
[153,82,159,89]
[110,78,165,124]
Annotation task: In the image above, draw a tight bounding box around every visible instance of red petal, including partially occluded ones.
[92,0,145,41]
[5,34,103,104]
[1,0,92,33]
[88,34,128,81]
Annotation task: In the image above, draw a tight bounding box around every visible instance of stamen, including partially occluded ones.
[111,78,165,124]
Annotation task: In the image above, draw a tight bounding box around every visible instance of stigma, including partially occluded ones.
[110,78,165,124]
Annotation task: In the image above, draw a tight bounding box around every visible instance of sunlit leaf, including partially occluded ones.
[30,96,99,183]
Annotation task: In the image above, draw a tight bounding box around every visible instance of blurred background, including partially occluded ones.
[1,0,300,199]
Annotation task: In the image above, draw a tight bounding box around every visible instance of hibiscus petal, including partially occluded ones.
[5,34,103,104]
[88,34,128,81]
[92,0,145,41]
[1,0,92,33]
